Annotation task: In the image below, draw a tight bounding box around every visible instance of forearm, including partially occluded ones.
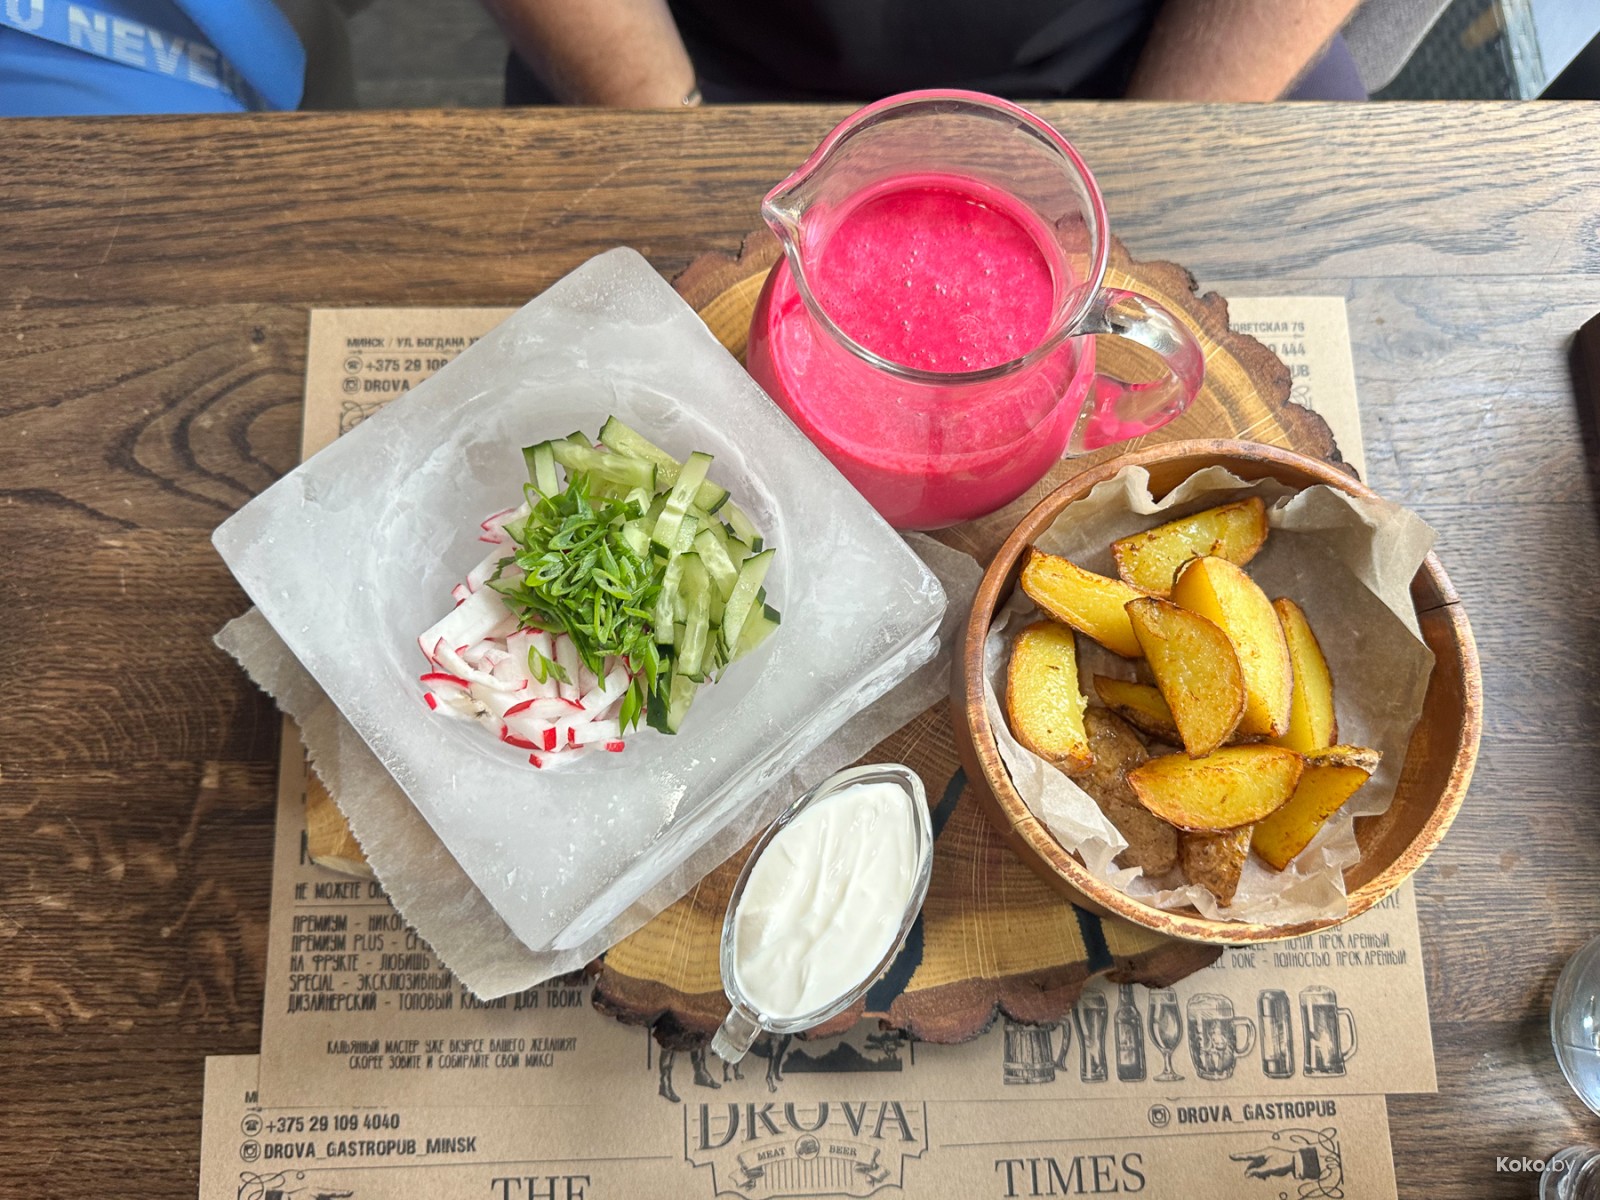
[481,0,695,106]
[1127,0,1363,101]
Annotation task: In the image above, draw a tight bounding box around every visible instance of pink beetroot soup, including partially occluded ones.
[748,174,1089,529]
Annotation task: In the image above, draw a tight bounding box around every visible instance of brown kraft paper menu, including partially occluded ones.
[204,1055,1397,1199]
[253,301,1431,1115]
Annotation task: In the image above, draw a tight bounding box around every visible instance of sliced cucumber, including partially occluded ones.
[676,555,711,680]
[599,417,729,513]
[653,552,687,644]
[722,502,762,552]
[523,441,560,498]
[619,518,651,559]
[670,512,700,560]
[648,673,700,734]
[651,451,713,553]
[599,417,679,473]
[623,485,653,517]
[720,548,775,655]
[513,423,775,738]
[550,441,656,492]
[692,528,740,601]
[735,603,781,658]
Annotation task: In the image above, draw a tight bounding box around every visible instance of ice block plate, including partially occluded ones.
[214,247,946,954]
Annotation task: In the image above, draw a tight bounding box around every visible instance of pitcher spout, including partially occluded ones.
[760,171,809,261]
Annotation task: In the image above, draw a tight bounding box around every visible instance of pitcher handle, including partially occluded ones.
[1338,1008,1358,1063]
[1069,288,1205,454]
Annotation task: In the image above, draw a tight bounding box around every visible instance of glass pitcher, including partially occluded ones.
[747,90,1204,531]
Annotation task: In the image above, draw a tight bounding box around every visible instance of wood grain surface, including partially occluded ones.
[4,102,1600,1200]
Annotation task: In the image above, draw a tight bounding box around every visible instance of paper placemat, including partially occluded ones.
[202,1055,1397,1199]
[222,296,1416,1197]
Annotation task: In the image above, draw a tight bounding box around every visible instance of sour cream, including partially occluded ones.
[731,780,921,1020]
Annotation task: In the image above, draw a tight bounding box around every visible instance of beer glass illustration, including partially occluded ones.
[1301,985,1358,1077]
[1114,984,1146,1082]
[1258,989,1295,1079]
[1148,988,1185,1082]
[1074,993,1109,1083]
[1186,994,1255,1082]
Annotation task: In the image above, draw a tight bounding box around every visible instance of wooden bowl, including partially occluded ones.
[952,439,1481,943]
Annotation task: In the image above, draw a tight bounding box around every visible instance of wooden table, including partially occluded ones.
[3,102,1597,1199]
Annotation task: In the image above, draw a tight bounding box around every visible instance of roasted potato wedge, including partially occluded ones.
[1067,709,1179,876]
[1019,549,1145,658]
[1093,675,1181,743]
[1111,497,1269,596]
[1171,556,1294,738]
[1252,745,1381,870]
[1126,597,1246,757]
[1179,827,1252,907]
[1007,620,1091,769]
[1127,745,1303,832]
[1271,597,1337,754]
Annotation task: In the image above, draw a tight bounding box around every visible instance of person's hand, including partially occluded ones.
[1229,1147,1301,1179]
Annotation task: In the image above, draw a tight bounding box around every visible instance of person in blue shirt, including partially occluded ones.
[0,0,307,115]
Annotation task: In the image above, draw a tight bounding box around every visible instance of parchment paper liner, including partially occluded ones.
[982,464,1435,924]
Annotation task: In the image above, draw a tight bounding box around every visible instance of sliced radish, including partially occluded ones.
[499,631,537,689]
[570,719,621,746]
[419,671,470,691]
[604,740,625,752]
[475,685,532,719]
[553,635,581,702]
[503,711,557,744]
[490,654,527,686]
[427,692,475,720]
[504,696,581,722]
[580,665,630,714]
[480,501,530,540]
[576,664,600,696]
[529,629,559,699]
[466,550,506,593]
[421,587,514,657]
[433,639,516,692]
[422,504,647,762]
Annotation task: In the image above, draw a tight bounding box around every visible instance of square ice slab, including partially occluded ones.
[215,248,946,955]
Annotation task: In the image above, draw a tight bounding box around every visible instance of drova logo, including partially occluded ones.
[686,1101,928,1198]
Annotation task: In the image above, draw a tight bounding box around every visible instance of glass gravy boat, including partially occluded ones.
[747,90,1204,530]
[711,764,932,1063]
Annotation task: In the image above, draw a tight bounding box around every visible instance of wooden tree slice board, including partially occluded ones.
[306,232,1345,1047]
